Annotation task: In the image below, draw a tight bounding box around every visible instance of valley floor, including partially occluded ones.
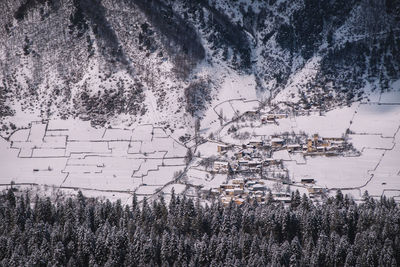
[1,91,400,204]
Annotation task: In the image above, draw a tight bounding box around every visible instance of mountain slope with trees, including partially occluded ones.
[0,0,399,130]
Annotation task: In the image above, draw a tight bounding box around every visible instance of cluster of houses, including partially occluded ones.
[214,133,347,174]
[261,113,288,124]
[205,176,328,206]
[203,175,328,205]
[202,111,345,205]
[300,178,329,198]
[208,177,292,205]
[213,157,284,176]
[207,132,341,205]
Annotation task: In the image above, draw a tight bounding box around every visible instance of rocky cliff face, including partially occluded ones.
[0,0,399,130]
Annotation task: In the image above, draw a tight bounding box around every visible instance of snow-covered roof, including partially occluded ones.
[214,161,228,165]
[287,144,301,148]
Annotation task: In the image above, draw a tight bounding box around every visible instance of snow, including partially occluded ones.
[135,185,161,195]
[0,119,188,200]
[161,184,186,194]
[273,150,291,161]
[294,106,356,136]
[285,149,383,189]
[109,141,129,152]
[379,87,400,104]
[153,127,168,138]
[186,168,227,189]
[102,129,132,141]
[42,136,67,148]
[132,125,154,141]
[350,104,400,137]
[274,56,321,103]
[199,65,259,131]
[0,152,68,185]
[163,158,186,165]
[28,122,47,142]
[289,153,306,164]
[348,134,394,151]
[142,166,183,185]
[9,129,30,142]
[32,148,66,157]
[132,159,164,178]
[365,132,400,197]
[63,173,132,191]
[197,141,220,157]
[60,189,132,205]
[65,142,111,156]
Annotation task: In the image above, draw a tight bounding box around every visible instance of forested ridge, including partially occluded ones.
[0,189,399,266]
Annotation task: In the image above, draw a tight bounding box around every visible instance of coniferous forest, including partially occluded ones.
[0,189,399,266]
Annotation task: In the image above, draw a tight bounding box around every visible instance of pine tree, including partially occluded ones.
[6,188,16,208]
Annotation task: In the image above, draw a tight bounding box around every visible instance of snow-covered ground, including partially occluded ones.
[0,119,187,201]
[1,85,399,202]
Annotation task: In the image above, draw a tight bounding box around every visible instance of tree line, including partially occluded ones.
[0,189,399,266]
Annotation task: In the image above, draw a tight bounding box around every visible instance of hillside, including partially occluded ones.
[0,0,399,133]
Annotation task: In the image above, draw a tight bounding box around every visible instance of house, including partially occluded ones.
[275,113,289,119]
[307,187,327,194]
[238,160,249,167]
[244,110,259,116]
[262,115,277,123]
[302,144,309,153]
[249,183,265,192]
[217,144,230,154]
[273,192,292,203]
[261,113,288,124]
[273,192,291,198]
[213,161,229,173]
[235,151,244,159]
[263,158,280,166]
[252,184,265,191]
[248,160,262,168]
[234,198,245,205]
[301,178,315,184]
[233,188,244,195]
[221,196,232,205]
[220,184,237,190]
[254,194,264,202]
[286,144,301,152]
[232,179,244,189]
[210,188,220,195]
[246,180,256,187]
[225,189,235,196]
[248,140,263,148]
[271,137,285,147]
[307,139,316,153]
[232,178,244,184]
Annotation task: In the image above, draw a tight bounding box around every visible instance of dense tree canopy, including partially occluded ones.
[0,189,399,266]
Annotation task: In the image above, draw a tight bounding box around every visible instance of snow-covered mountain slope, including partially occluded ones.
[0,0,399,134]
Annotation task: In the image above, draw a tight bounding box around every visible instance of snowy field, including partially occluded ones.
[0,120,187,200]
